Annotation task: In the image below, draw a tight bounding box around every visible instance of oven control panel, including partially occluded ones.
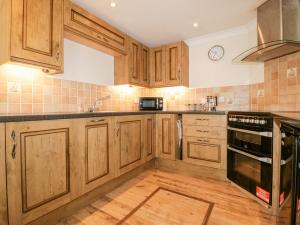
[228,112,273,130]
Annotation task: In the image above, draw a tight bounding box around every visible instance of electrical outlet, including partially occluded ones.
[7,82,21,93]
[257,90,265,97]
[219,96,225,103]
[287,68,297,78]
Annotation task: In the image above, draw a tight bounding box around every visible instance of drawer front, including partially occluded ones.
[183,115,226,127]
[183,136,226,169]
[183,125,226,139]
[64,0,127,54]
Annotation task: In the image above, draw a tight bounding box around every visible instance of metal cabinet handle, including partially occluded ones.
[56,44,60,61]
[11,130,16,159]
[196,119,209,121]
[197,139,209,143]
[90,119,105,123]
[116,122,120,137]
[196,130,209,133]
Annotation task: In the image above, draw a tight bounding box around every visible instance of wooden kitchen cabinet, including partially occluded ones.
[182,115,227,169]
[183,136,226,169]
[64,0,127,56]
[72,117,116,196]
[140,45,151,86]
[155,114,179,160]
[150,41,189,87]
[114,38,150,87]
[0,0,64,73]
[5,120,73,225]
[144,115,155,162]
[150,46,166,87]
[0,124,8,225]
[115,116,144,176]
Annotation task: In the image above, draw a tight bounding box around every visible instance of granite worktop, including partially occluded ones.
[0,110,227,122]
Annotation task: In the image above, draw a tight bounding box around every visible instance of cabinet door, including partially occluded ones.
[140,45,150,86]
[10,0,63,70]
[6,120,72,225]
[144,115,155,162]
[165,43,182,86]
[156,115,178,160]
[128,39,141,84]
[183,136,226,169]
[64,0,127,55]
[0,124,8,225]
[150,47,166,87]
[72,118,115,196]
[115,116,143,175]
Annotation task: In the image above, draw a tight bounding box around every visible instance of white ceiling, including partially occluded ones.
[72,0,267,47]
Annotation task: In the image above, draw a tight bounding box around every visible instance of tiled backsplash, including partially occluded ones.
[0,51,299,114]
[250,52,300,111]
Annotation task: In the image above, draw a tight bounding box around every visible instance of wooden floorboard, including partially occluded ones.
[57,169,277,225]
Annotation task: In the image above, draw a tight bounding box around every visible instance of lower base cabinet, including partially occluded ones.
[183,136,226,169]
[0,123,8,225]
[72,117,116,197]
[156,114,178,160]
[115,115,144,176]
[6,120,73,225]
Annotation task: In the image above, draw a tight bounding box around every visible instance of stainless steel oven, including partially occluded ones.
[227,112,273,205]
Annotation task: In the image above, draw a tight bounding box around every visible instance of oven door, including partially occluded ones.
[227,147,273,205]
[228,127,272,157]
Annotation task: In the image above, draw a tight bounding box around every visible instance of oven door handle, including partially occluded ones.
[228,146,272,164]
[228,127,273,137]
[281,155,293,166]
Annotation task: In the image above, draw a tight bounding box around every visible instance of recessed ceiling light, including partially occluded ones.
[193,22,198,28]
[110,2,116,8]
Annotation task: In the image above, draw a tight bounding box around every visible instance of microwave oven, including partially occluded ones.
[139,97,163,111]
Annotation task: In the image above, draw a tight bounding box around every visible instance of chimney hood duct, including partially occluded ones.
[233,0,300,63]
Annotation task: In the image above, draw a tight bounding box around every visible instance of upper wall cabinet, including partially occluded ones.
[151,41,189,87]
[114,37,150,87]
[64,0,128,56]
[0,0,64,73]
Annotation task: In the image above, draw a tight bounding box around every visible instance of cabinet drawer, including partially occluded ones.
[183,136,226,169]
[64,0,127,54]
[183,125,226,139]
[183,115,226,127]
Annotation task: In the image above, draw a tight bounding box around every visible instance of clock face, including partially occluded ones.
[208,45,225,61]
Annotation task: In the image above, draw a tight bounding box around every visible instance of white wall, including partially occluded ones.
[186,21,264,88]
[57,39,114,85]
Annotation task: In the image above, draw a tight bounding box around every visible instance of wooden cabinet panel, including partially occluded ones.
[156,114,178,160]
[183,115,227,127]
[0,124,8,225]
[64,0,127,56]
[128,39,141,84]
[10,0,63,71]
[144,115,155,162]
[115,116,144,175]
[140,45,150,86]
[72,118,115,196]
[165,43,182,85]
[150,42,189,87]
[183,125,227,139]
[6,120,72,225]
[150,47,166,87]
[183,136,226,169]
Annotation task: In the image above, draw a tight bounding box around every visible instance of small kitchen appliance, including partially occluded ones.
[139,97,163,111]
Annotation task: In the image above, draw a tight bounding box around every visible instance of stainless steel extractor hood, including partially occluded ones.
[233,0,300,63]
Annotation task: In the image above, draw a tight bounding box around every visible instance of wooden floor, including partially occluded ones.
[57,170,276,225]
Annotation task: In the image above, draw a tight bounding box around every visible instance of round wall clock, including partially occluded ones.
[208,45,225,61]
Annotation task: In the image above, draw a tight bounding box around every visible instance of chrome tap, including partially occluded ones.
[88,95,111,112]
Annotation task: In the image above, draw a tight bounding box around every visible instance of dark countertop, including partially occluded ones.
[0,110,227,123]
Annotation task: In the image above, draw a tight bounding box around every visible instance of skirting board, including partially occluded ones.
[155,158,227,181]
[28,159,155,225]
